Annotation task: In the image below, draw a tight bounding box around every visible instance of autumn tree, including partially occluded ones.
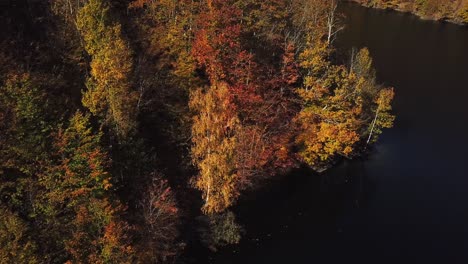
[191,0,270,213]
[458,1,468,23]
[0,73,57,231]
[350,48,395,144]
[190,83,241,214]
[0,74,53,176]
[77,0,138,138]
[0,206,38,264]
[135,174,180,263]
[295,45,394,168]
[36,111,134,263]
[367,88,395,143]
[190,0,304,213]
[234,0,292,43]
[190,0,247,214]
[199,210,243,251]
[50,0,88,23]
[288,1,394,168]
[234,42,300,179]
[295,64,362,167]
[49,0,89,90]
[126,0,202,176]
[129,0,201,95]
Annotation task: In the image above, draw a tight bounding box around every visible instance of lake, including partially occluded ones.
[200,3,468,264]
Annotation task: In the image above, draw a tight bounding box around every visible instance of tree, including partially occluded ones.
[350,48,395,144]
[325,0,343,44]
[127,0,200,154]
[458,1,468,23]
[37,111,133,263]
[234,0,291,42]
[191,0,301,192]
[190,0,254,214]
[367,88,395,144]
[294,65,362,168]
[0,206,38,264]
[77,0,138,138]
[190,83,241,214]
[0,73,57,225]
[136,174,180,263]
[0,74,53,175]
[199,210,243,251]
[295,46,394,168]
[50,0,88,24]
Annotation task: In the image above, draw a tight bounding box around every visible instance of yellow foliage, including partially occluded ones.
[296,45,394,168]
[190,82,241,214]
[457,1,468,23]
[77,0,138,138]
[0,207,38,264]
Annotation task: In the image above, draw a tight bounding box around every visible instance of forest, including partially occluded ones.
[350,0,468,24]
[0,0,396,263]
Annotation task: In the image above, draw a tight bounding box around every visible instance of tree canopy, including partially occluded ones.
[0,0,395,261]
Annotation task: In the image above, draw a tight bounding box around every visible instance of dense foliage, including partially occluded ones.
[0,0,395,262]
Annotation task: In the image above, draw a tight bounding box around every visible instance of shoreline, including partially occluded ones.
[344,0,468,26]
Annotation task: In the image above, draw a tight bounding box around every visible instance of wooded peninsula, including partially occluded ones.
[0,0,397,263]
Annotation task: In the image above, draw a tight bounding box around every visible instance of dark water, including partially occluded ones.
[204,3,468,264]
